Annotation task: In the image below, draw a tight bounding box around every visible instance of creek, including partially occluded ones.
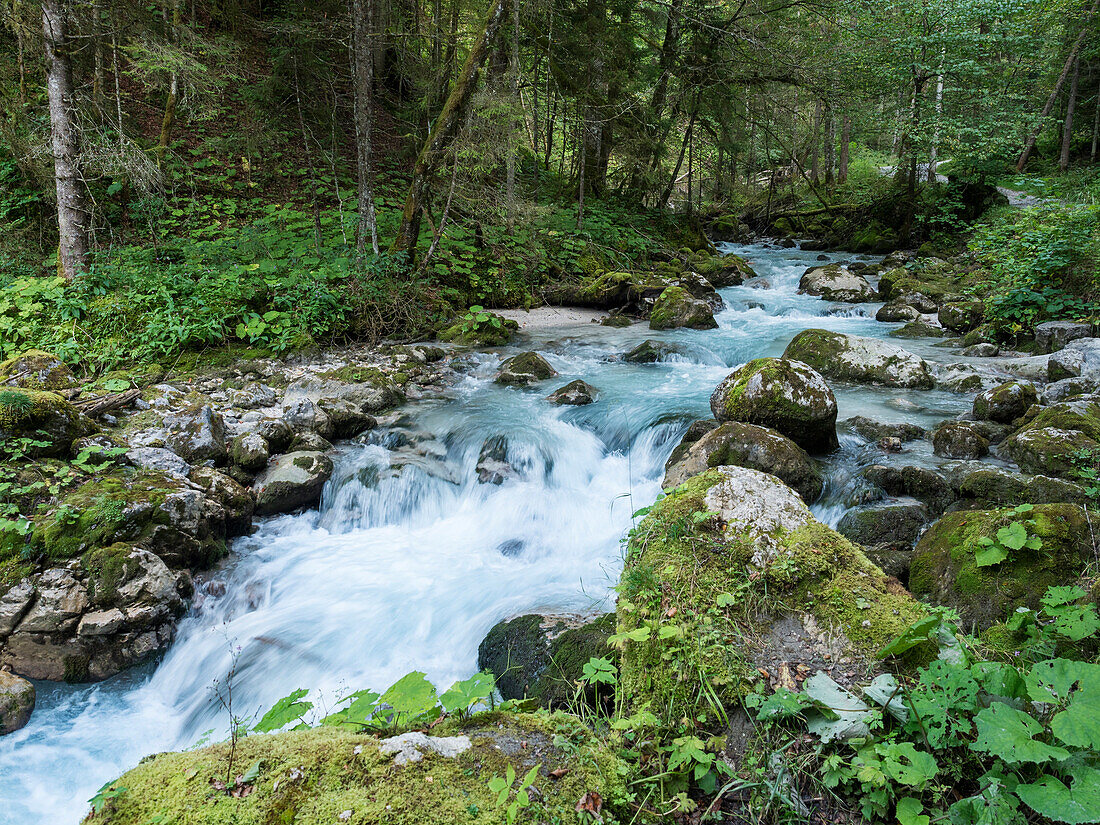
[1,242,991,823]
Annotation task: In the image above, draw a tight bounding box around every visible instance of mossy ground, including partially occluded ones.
[617,471,925,730]
[84,712,635,825]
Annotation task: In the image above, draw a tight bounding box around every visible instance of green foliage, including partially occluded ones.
[973,504,1042,567]
[87,781,128,816]
[747,588,1100,825]
[251,688,313,733]
[488,763,541,825]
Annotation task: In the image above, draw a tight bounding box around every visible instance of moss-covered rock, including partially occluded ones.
[663,421,823,502]
[909,504,1095,629]
[798,265,876,302]
[956,467,1092,508]
[438,315,519,346]
[545,379,597,405]
[889,320,951,339]
[0,350,75,391]
[252,451,334,515]
[622,339,687,363]
[783,329,935,389]
[689,251,757,288]
[861,465,955,516]
[837,499,929,551]
[938,301,984,332]
[1000,397,1100,477]
[649,285,718,330]
[0,388,97,458]
[477,614,615,708]
[0,669,34,734]
[932,421,989,459]
[876,301,923,323]
[617,468,926,727]
[973,381,1037,424]
[709,358,838,453]
[83,714,633,825]
[494,352,558,386]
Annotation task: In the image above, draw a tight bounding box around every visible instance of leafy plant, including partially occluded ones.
[488,763,542,824]
[974,504,1042,567]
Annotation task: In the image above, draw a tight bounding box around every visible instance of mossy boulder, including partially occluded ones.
[843,417,927,444]
[545,379,597,405]
[622,339,687,363]
[956,467,1092,508]
[663,421,824,502]
[0,350,75,391]
[783,329,935,389]
[932,422,990,459]
[438,315,518,346]
[0,388,97,458]
[798,265,876,302]
[837,500,929,551]
[973,381,1037,424]
[876,301,922,323]
[494,352,558,386]
[649,285,718,330]
[617,468,926,726]
[709,358,838,453]
[861,465,955,516]
[909,504,1096,629]
[689,251,757,288]
[938,301,984,332]
[1000,397,1100,477]
[477,613,615,708]
[253,451,334,515]
[0,669,34,734]
[890,320,951,339]
[83,714,632,825]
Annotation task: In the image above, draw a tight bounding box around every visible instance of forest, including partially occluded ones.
[0,0,1099,823]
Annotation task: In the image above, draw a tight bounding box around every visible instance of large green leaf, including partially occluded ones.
[252,688,312,733]
[439,671,495,714]
[1051,686,1100,749]
[970,703,1069,765]
[380,671,439,720]
[1027,659,1100,704]
[996,521,1028,551]
[1017,767,1100,824]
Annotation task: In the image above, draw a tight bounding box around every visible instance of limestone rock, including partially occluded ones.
[165,405,227,465]
[1034,321,1091,354]
[546,380,598,406]
[253,451,334,515]
[973,381,1037,424]
[0,350,75,391]
[378,732,472,766]
[783,329,934,389]
[0,670,34,734]
[798,264,876,302]
[932,422,990,459]
[495,352,558,386]
[649,285,718,330]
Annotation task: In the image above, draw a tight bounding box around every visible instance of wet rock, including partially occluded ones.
[256,417,293,453]
[910,504,1095,629]
[710,358,838,453]
[837,499,929,550]
[495,352,558,386]
[281,396,334,438]
[875,301,922,322]
[229,432,269,473]
[663,421,823,502]
[1034,321,1092,354]
[478,614,615,708]
[745,277,771,289]
[957,467,1093,507]
[318,397,377,438]
[890,320,950,339]
[0,670,34,734]
[0,389,97,458]
[932,422,989,459]
[937,301,983,332]
[649,285,718,330]
[972,381,1037,424]
[1042,376,1098,404]
[933,364,1001,393]
[164,405,227,465]
[288,431,333,453]
[1000,397,1100,477]
[226,383,277,409]
[962,343,999,357]
[189,467,254,537]
[842,416,926,443]
[664,419,719,469]
[476,436,518,485]
[783,329,935,389]
[546,380,598,406]
[676,272,725,312]
[600,314,633,327]
[252,451,334,515]
[0,350,75,391]
[15,568,88,634]
[125,446,191,477]
[622,340,687,363]
[862,465,955,516]
[798,264,876,302]
[0,581,34,637]
[1049,338,1100,382]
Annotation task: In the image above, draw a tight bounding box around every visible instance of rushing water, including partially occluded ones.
[0,242,989,823]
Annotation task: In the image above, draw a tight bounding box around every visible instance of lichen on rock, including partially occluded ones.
[783,329,934,389]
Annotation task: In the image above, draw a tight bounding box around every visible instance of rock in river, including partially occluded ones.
[252,450,334,515]
[783,329,935,389]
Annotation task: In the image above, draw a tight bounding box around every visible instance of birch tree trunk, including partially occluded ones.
[352,0,380,255]
[393,0,508,260]
[929,55,944,182]
[43,0,90,279]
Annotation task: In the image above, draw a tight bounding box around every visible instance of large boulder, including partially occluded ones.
[798,264,876,302]
[164,405,227,465]
[956,467,1093,508]
[0,669,34,734]
[932,421,989,459]
[837,499,930,578]
[229,432,269,473]
[1049,338,1100,382]
[477,613,615,708]
[910,504,1095,629]
[1000,397,1100,477]
[861,465,955,516]
[783,329,935,389]
[0,350,75,391]
[252,451,334,515]
[546,380,597,406]
[709,358,838,453]
[649,285,718,330]
[937,301,983,332]
[0,388,96,458]
[617,468,926,724]
[663,421,823,502]
[622,340,688,363]
[972,381,1037,424]
[84,717,630,825]
[1034,321,1092,354]
[494,352,558,386]
[876,301,922,323]
[843,417,926,444]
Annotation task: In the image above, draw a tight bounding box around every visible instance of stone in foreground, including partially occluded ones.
[0,669,34,734]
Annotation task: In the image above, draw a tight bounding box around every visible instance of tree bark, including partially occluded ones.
[42,0,90,279]
[1060,56,1080,171]
[809,100,823,184]
[823,109,835,186]
[929,54,944,181]
[838,115,850,183]
[1092,76,1100,163]
[1016,0,1098,171]
[393,0,508,260]
[352,0,380,255]
[156,0,181,167]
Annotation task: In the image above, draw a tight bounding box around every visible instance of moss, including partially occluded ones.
[890,321,951,339]
[437,316,518,347]
[649,286,716,331]
[617,471,924,729]
[82,542,139,607]
[0,350,75,390]
[909,504,1095,629]
[714,359,835,449]
[84,713,633,825]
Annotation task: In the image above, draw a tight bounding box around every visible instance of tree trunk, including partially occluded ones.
[1091,77,1099,163]
[838,115,850,183]
[929,54,945,181]
[43,0,90,279]
[352,0,380,255]
[156,0,181,166]
[1016,0,1099,171]
[393,0,508,260]
[505,0,519,231]
[823,110,835,186]
[809,100,823,184]
[1060,57,1080,171]
[576,116,585,230]
[658,110,694,210]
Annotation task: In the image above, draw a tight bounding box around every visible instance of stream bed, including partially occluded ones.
[1,242,1009,823]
